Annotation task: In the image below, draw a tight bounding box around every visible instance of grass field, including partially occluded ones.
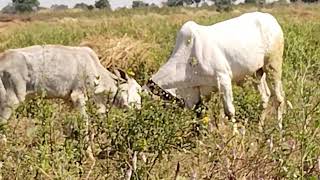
[0,4,320,179]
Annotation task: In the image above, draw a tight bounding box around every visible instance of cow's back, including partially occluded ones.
[5,45,102,97]
[202,12,283,80]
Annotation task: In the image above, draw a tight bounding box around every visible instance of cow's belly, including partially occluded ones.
[176,87,200,108]
[214,28,266,82]
[228,54,265,82]
[31,73,86,99]
[34,60,94,98]
[32,83,73,99]
[173,86,218,108]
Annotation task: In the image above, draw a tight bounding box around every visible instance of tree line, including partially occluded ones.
[2,0,319,13]
[1,0,224,13]
[2,0,111,13]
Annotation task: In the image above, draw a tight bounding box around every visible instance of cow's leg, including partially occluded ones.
[70,90,87,118]
[255,69,271,130]
[93,95,107,114]
[70,90,95,161]
[0,75,26,124]
[0,79,7,124]
[0,77,25,149]
[264,38,285,132]
[0,103,9,147]
[217,74,235,120]
[0,90,20,149]
[97,104,106,114]
[0,90,22,124]
[217,74,238,134]
[0,105,12,124]
[266,75,284,132]
[273,79,285,132]
[256,69,271,109]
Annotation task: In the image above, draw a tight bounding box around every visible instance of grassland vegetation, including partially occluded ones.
[0,4,319,179]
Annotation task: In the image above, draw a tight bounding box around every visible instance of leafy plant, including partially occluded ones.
[0,5,320,179]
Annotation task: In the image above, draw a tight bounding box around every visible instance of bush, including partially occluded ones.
[132,1,149,8]
[1,4,16,14]
[95,0,111,9]
[245,0,257,3]
[50,4,68,11]
[166,0,199,6]
[215,0,233,12]
[74,3,93,10]
[12,0,39,13]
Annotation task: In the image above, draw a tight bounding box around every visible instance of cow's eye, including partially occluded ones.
[186,36,192,45]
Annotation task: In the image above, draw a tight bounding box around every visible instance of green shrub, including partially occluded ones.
[0,6,320,179]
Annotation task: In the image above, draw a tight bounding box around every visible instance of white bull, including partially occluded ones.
[0,45,142,122]
[147,12,285,125]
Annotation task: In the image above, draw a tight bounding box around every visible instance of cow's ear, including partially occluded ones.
[114,69,129,81]
[107,67,113,72]
[190,29,202,63]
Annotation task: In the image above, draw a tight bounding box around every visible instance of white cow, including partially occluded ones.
[0,45,142,123]
[147,12,285,126]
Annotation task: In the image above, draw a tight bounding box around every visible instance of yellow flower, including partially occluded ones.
[202,116,209,124]
[127,69,135,76]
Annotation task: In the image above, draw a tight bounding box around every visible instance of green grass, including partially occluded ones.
[0,4,320,179]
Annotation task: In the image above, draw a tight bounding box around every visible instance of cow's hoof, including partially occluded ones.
[0,134,7,147]
[225,114,239,123]
[232,122,239,135]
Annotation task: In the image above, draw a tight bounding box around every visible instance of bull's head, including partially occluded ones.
[146,21,207,108]
[108,68,142,109]
[150,21,206,90]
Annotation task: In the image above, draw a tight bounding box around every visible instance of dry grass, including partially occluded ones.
[80,34,155,71]
[0,4,320,179]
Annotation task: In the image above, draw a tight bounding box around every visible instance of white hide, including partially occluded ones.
[151,12,285,120]
[0,45,142,121]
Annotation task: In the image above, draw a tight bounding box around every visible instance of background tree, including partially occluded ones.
[166,0,203,7]
[132,1,149,8]
[74,3,92,10]
[167,0,185,6]
[194,0,202,7]
[1,3,15,14]
[12,0,39,12]
[95,0,111,9]
[50,4,68,11]
[213,0,233,12]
